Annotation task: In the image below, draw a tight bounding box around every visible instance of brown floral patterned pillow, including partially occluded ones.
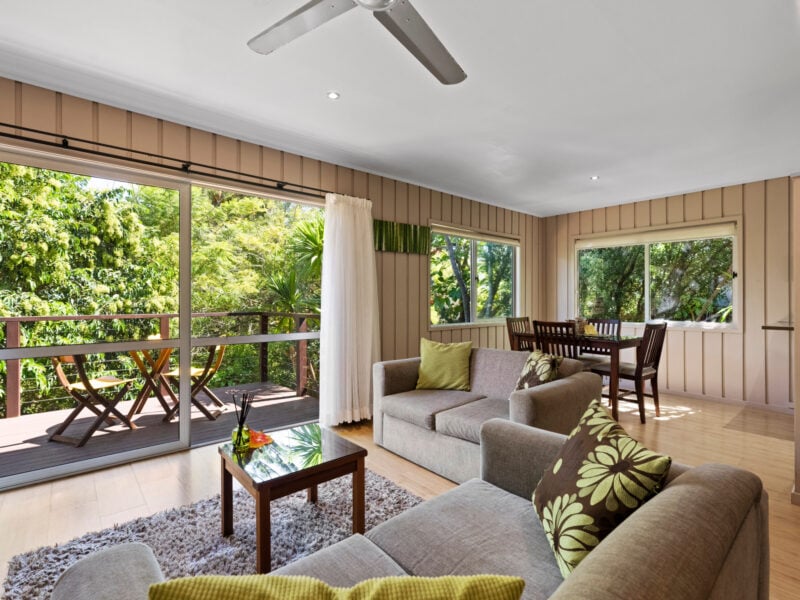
[515,350,562,390]
[532,400,672,578]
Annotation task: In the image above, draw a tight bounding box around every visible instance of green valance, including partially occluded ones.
[373,219,430,255]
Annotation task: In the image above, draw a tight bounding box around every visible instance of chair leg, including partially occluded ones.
[651,376,660,417]
[635,378,646,424]
[200,384,226,407]
[191,395,221,420]
[49,403,86,443]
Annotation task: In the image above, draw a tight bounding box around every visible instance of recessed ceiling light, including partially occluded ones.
[590,175,600,181]
[326,91,340,100]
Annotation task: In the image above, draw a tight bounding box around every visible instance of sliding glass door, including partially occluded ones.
[0,149,323,490]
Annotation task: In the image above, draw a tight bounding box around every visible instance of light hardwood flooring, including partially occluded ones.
[0,393,798,598]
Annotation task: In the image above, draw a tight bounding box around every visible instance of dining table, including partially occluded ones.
[513,332,642,421]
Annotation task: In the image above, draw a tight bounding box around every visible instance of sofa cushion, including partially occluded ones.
[416,338,473,390]
[436,397,509,443]
[382,389,485,430]
[470,348,530,398]
[367,479,564,600]
[149,574,525,600]
[533,400,672,578]
[272,534,407,586]
[515,350,562,390]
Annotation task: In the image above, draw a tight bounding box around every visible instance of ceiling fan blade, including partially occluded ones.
[373,0,466,85]
[248,0,357,55]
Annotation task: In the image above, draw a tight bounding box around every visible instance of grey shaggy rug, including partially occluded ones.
[4,470,422,600]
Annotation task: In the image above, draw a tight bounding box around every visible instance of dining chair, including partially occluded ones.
[164,345,227,421]
[577,318,622,370]
[506,316,534,351]
[49,355,136,447]
[532,320,580,359]
[590,322,667,423]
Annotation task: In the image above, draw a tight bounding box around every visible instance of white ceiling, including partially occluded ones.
[1,0,799,217]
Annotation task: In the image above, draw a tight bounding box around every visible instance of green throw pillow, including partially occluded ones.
[532,400,672,578]
[416,338,472,391]
[515,350,562,390]
[149,574,525,600]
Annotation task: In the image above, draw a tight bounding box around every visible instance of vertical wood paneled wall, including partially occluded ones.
[543,179,793,410]
[0,77,540,361]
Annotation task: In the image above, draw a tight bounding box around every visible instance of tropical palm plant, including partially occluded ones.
[287,216,324,280]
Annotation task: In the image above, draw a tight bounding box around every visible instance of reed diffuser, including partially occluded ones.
[231,392,253,452]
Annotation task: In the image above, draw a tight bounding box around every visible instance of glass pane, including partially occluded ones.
[190,186,323,394]
[475,241,514,320]
[429,233,471,324]
[0,161,180,348]
[578,245,645,321]
[649,238,733,322]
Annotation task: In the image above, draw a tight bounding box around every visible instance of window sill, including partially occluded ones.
[428,320,507,331]
[623,320,741,334]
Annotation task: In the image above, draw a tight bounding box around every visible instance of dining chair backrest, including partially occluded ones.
[506,317,532,350]
[581,318,622,356]
[533,320,580,359]
[588,318,621,336]
[637,322,668,373]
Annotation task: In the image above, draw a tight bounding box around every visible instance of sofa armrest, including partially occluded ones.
[558,357,585,377]
[372,357,421,445]
[51,542,163,600]
[549,464,768,600]
[509,371,601,435]
[480,418,566,500]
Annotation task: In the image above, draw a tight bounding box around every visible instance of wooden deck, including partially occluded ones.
[0,382,319,479]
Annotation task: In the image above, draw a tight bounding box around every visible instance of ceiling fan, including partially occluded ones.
[247,0,467,85]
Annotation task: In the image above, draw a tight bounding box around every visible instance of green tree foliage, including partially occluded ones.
[0,163,178,327]
[578,246,645,321]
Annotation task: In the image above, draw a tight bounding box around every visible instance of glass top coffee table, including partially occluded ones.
[219,422,367,573]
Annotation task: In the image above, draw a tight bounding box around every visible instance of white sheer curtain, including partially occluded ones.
[319,193,381,426]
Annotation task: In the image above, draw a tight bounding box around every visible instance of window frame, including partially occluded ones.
[572,220,741,331]
[428,223,519,328]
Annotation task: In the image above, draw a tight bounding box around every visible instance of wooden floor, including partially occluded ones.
[0,383,319,479]
[0,393,798,598]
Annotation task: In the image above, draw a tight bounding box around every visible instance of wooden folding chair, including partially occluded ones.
[127,347,178,421]
[164,345,227,421]
[532,320,581,359]
[49,355,136,447]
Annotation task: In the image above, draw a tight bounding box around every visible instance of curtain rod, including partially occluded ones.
[0,122,331,201]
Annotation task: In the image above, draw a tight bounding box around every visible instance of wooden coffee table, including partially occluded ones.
[219,423,367,573]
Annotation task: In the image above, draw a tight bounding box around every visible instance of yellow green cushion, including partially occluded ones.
[149,574,525,600]
[416,338,472,391]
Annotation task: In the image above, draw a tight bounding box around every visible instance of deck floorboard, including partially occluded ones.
[0,382,319,479]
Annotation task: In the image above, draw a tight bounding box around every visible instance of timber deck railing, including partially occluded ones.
[0,311,320,418]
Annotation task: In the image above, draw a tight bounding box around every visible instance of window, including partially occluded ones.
[429,228,516,325]
[576,224,736,324]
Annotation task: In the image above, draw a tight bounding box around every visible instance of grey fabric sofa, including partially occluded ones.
[373,347,602,482]
[277,419,770,600]
[51,419,769,600]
